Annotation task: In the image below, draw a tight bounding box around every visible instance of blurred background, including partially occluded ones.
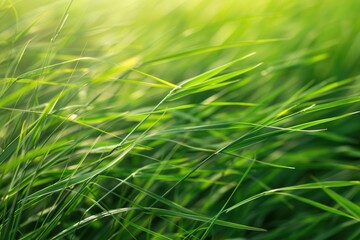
[1,0,359,239]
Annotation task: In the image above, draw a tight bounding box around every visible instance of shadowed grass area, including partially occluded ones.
[0,0,359,239]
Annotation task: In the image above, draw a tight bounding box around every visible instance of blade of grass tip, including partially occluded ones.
[12,17,41,45]
[167,80,239,101]
[293,111,360,130]
[225,181,360,213]
[9,38,32,78]
[130,68,178,88]
[304,75,360,99]
[199,158,257,239]
[222,151,295,169]
[136,104,196,115]
[168,63,263,101]
[276,192,359,221]
[193,63,262,90]
[184,62,262,90]
[119,79,174,88]
[225,104,324,152]
[53,114,123,140]
[305,95,360,114]
[179,52,256,88]
[321,187,360,220]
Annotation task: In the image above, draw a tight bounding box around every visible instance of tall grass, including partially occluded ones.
[0,0,359,239]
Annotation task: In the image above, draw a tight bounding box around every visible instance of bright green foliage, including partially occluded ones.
[0,0,359,239]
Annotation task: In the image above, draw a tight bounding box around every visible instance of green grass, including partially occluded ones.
[0,0,359,239]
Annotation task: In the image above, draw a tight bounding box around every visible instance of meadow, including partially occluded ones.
[0,0,359,239]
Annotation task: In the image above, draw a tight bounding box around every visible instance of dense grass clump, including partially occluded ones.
[0,0,359,239]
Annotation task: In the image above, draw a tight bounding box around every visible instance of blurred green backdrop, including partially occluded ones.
[0,0,359,239]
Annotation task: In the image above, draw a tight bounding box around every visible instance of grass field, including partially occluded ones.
[0,0,359,239]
